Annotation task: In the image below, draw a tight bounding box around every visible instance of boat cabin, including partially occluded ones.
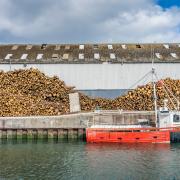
[158,110,180,128]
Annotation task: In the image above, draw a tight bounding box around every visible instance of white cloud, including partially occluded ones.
[0,0,179,43]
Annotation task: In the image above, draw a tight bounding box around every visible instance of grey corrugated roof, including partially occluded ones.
[0,43,179,64]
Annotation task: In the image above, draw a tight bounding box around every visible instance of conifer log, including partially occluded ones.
[0,68,179,117]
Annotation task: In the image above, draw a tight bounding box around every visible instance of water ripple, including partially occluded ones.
[0,141,180,180]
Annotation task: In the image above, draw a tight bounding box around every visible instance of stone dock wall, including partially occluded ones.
[0,111,155,140]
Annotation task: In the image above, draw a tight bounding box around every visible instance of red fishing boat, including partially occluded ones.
[86,66,180,143]
[86,126,180,143]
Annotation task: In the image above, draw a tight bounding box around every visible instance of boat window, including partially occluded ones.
[173,114,180,122]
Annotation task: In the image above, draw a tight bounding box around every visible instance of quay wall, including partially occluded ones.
[0,113,92,129]
[0,111,155,140]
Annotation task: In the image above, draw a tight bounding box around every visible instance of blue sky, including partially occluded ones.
[157,0,180,8]
[0,0,179,43]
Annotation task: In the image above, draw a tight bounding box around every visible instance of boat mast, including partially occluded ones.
[151,43,158,127]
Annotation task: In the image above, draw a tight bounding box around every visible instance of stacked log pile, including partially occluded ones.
[80,94,112,111]
[80,78,180,111]
[0,69,74,116]
[0,68,179,116]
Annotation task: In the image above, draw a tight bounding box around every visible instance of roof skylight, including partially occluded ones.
[94,53,100,59]
[36,54,43,60]
[155,53,162,59]
[122,44,127,49]
[26,45,32,50]
[108,45,113,50]
[52,54,59,59]
[55,45,61,50]
[79,53,84,59]
[5,54,13,60]
[79,45,84,50]
[110,53,116,59]
[11,45,18,50]
[21,54,28,60]
[63,53,69,59]
[163,44,169,49]
[171,53,178,59]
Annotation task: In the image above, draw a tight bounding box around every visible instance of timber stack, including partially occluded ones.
[0,68,179,116]
[80,79,180,111]
[0,68,74,116]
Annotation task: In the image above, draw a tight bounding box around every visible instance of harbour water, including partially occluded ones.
[0,140,180,180]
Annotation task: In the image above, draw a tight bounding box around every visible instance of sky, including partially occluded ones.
[0,0,180,43]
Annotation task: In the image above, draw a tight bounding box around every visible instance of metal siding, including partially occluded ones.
[0,63,179,90]
[79,89,129,99]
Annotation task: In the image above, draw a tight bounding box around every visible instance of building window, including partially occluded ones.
[21,54,28,60]
[79,45,84,50]
[108,45,113,50]
[5,54,13,60]
[63,53,69,60]
[110,53,116,59]
[36,54,43,60]
[94,53,100,60]
[79,53,84,60]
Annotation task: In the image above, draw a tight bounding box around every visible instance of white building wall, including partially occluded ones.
[0,63,179,90]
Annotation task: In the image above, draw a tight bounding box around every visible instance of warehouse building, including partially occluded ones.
[0,43,180,98]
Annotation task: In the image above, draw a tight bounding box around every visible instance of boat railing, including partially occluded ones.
[93,110,154,115]
[87,126,180,132]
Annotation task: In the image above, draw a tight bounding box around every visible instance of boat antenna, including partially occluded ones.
[151,43,158,127]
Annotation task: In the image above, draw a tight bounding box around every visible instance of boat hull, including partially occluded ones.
[86,128,171,143]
